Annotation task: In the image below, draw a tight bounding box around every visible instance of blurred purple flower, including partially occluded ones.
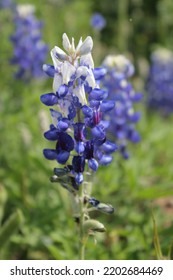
[146,48,173,116]
[90,13,106,31]
[10,4,48,81]
[101,55,142,159]
[0,0,14,9]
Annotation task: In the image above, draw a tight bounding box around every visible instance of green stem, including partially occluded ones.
[151,210,163,260]
[117,0,129,52]
[78,183,86,260]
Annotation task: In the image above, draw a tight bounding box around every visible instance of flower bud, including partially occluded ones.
[96,203,115,214]
[83,219,106,233]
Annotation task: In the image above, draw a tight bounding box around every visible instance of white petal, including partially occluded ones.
[62,33,71,52]
[53,74,62,93]
[79,36,93,56]
[71,37,75,53]
[61,61,76,85]
[73,85,87,105]
[85,70,96,89]
[16,4,35,18]
[76,66,88,79]
[76,37,83,53]
[54,46,68,61]
[58,99,70,117]
[80,53,94,69]
[51,48,62,69]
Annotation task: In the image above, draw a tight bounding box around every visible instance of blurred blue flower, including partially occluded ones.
[10,4,48,81]
[41,33,116,186]
[90,13,106,31]
[101,55,142,159]
[146,48,173,115]
[0,0,13,9]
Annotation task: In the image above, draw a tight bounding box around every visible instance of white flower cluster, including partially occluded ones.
[50,33,96,108]
[16,4,35,18]
[102,54,134,78]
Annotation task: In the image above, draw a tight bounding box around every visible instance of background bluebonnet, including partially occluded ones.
[0,0,14,9]
[101,55,142,159]
[10,4,48,81]
[90,12,106,31]
[146,48,173,116]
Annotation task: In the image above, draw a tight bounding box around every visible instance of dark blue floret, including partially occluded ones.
[43,149,57,160]
[57,84,69,98]
[44,126,59,140]
[82,105,93,118]
[89,88,108,101]
[73,123,86,141]
[56,132,74,153]
[100,100,115,112]
[40,93,58,106]
[72,156,85,173]
[93,68,107,80]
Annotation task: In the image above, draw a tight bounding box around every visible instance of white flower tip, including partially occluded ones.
[79,36,93,56]
[16,4,35,17]
[62,33,71,52]
[53,46,67,61]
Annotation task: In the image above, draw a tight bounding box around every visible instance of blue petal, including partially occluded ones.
[102,141,118,153]
[75,141,85,154]
[92,126,105,140]
[82,105,93,117]
[58,120,68,131]
[93,67,107,80]
[43,64,55,77]
[75,173,83,185]
[88,158,98,171]
[99,155,113,165]
[128,112,141,123]
[44,128,59,140]
[72,156,85,173]
[57,150,70,164]
[43,149,57,160]
[129,130,141,143]
[100,100,115,112]
[89,88,108,101]
[57,84,69,98]
[40,93,58,106]
[58,132,74,151]
[131,92,143,102]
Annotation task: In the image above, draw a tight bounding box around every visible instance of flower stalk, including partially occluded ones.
[40,33,116,259]
[78,183,86,260]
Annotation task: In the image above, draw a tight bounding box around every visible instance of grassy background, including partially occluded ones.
[0,0,173,260]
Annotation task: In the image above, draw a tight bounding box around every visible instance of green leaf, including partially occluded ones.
[0,209,24,248]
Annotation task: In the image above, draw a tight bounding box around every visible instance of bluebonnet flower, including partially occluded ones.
[0,0,13,9]
[41,33,117,187]
[101,55,142,159]
[146,48,173,116]
[90,13,106,31]
[10,4,48,80]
